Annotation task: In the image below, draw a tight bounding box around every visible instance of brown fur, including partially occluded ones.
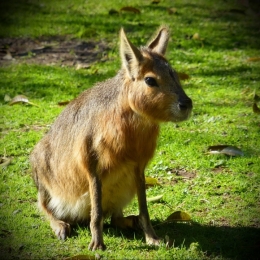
[30,26,192,250]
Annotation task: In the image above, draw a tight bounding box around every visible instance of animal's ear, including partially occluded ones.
[147,27,170,56]
[120,28,143,79]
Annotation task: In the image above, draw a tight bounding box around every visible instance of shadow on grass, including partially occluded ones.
[101,221,260,260]
[1,218,259,259]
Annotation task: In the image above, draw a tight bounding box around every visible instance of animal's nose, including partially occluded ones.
[178,98,192,111]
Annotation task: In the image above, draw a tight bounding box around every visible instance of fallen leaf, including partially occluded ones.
[3,51,12,60]
[177,72,190,80]
[120,6,141,14]
[221,146,244,156]
[208,145,244,156]
[192,33,200,40]
[0,157,12,168]
[75,63,91,70]
[9,95,29,105]
[253,102,260,114]
[241,87,251,95]
[9,95,39,107]
[147,194,163,202]
[58,101,71,106]
[111,215,139,230]
[168,7,177,15]
[166,211,191,222]
[145,177,160,188]
[247,57,260,62]
[63,255,96,260]
[12,209,22,215]
[191,33,204,47]
[4,94,11,102]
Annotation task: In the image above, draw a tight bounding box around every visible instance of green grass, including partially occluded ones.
[1,0,260,259]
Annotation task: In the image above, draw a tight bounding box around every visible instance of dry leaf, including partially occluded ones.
[111,215,139,230]
[241,87,251,95]
[191,33,204,46]
[120,6,141,14]
[9,95,39,107]
[247,57,260,62]
[220,146,244,156]
[177,72,190,80]
[3,51,12,60]
[145,176,160,188]
[58,101,71,106]
[9,95,29,105]
[4,94,11,102]
[0,157,12,168]
[168,7,177,15]
[147,194,163,202]
[166,211,191,222]
[63,255,96,260]
[253,102,260,114]
[13,209,22,215]
[192,33,200,40]
[75,63,91,70]
[208,145,244,156]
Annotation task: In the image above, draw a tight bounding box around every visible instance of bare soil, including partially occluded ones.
[0,36,110,67]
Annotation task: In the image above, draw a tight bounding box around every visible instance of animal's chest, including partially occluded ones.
[95,123,159,171]
[93,121,159,214]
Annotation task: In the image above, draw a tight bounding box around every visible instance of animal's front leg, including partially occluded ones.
[88,175,106,251]
[135,167,161,246]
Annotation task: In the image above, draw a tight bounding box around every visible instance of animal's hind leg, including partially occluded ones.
[38,185,71,240]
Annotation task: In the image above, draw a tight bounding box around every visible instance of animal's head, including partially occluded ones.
[120,26,192,123]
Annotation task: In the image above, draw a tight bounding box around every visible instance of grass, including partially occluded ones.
[1,0,260,259]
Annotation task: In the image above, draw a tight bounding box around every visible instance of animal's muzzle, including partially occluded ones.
[178,97,192,111]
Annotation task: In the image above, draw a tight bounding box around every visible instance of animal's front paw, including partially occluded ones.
[88,239,106,251]
[51,221,71,240]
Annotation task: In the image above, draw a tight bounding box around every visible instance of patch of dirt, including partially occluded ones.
[158,167,196,186]
[0,36,110,67]
[170,167,196,179]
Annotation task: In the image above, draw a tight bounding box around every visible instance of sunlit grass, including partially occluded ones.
[1,0,260,259]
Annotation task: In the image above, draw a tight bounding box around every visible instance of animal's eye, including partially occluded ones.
[144,77,158,87]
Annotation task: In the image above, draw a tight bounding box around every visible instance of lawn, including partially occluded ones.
[0,0,260,259]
